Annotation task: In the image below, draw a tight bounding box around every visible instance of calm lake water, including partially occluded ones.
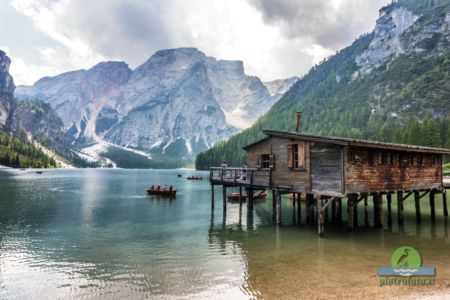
[0,168,449,299]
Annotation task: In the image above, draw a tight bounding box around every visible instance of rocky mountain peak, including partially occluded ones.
[0,50,15,128]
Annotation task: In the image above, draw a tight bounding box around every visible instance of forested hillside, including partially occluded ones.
[0,130,57,168]
[196,0,450,169]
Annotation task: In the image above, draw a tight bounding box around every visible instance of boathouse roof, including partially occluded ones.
[243,130,450,155]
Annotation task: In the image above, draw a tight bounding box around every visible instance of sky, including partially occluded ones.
[1,0,391,86]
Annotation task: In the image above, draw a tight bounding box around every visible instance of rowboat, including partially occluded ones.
[146,189,177,196]
[36,170,43,174]
[227,191,267,202]
[186,176,203,180]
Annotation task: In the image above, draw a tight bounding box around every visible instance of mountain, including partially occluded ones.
[0,50,67,168]
[196,0,450,169]
[0,50,15,129]
[16,48,295,166]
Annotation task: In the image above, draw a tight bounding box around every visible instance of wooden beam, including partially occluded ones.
[239,186,243,207]
[348,195,355,231]
[444,190,448,217]
[331,196,337,223]
[414,191,421,223]
[337,198,342,224]
[276,190,282,225]
[364,195,369,226]
[223,186,227,213]
[402,191,414,201]
[373,193,383,228]
[397,191,404,226]
[247,188,254,216]
[297,193,302,223]
[430,190,435,222]
[306,194,313,224]
[318,197,325,237]
[387,193,392,226]
[211,184,215,210]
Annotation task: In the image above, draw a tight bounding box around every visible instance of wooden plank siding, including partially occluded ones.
[310,142,343,194]
[344,147,442,193]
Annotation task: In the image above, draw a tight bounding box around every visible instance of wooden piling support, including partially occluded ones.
[272,190,276,219]
[306,194,313,223]
[337,198,342,224]
[222,186,227,213]
[353,197,358,228]
[444,190,448,217]
[364,196,369,226]
[397,191,404,226]
[297,193,302,223]
[275,190,282,225]
[374,193,383,228]
[430,190,435,221]
[211,184,215,210]
[239,186,243,206]
[347,195,355,231]
[414,191,421,223]
[331,198,337,223]
[387,193,392,226]
[247,188,254,216]
[318,197,325,237]
[324,199,329,223]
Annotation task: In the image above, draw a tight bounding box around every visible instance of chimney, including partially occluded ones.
[295,111,301,133]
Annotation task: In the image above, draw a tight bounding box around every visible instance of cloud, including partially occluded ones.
[4,0,390,85]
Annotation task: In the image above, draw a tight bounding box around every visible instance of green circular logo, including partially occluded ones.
[391,246,422,268]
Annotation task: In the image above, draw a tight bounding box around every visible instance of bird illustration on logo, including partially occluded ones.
[396,248,410,267]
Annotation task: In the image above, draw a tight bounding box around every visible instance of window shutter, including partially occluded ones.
[287,144,292,168]
[298,143,305,168]
[269,154,275,168]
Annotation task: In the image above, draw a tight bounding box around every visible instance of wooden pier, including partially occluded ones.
[210,129,450,237]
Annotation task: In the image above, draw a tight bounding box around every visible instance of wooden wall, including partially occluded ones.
[345,147,442,193]
[310,142,343,194]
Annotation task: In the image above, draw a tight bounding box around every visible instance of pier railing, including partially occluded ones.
[209,167,270,187]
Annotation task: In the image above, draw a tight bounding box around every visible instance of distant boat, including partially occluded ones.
[177,174,183,177]
[146,188,176,196]
[36,170,43,174]
[227,191,267,202]
[186,176,203,180]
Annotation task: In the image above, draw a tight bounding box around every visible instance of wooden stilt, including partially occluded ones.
[337,198,342,224]
[306,194,312,223]
[331,198,337,223]
[387,193,392,226]
[354,197,358,228]
[348,195,355,231]
[318,197,325,237]
[275,190,282,225]
[310,195,316,225]
[239,186,243,207]
[430,190,435,222]
[444,190,448,217]
[247,188,254,216]
[297,193,301,223]
[414,191,421,223]
[211,184,215,210]
[374,193,383,228]
[397,191,404,226]
[222,186,227,213]
[272,190,276,220]
[364,196,369,226]
[324,199,329,223]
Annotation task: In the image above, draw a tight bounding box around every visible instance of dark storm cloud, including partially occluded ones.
[249,0,390,49]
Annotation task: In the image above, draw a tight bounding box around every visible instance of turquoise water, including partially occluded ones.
[0,169,449,299]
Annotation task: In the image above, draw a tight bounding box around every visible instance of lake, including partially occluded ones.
[0,169,449,299]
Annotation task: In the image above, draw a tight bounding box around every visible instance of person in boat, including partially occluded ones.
[150,184,155,190]
[169,185,173,191]
[239,164,247,181]
[156,184,161,191]
[163,184,168,191]
[221,160,228,177]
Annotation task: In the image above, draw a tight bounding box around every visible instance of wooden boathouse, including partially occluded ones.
[210,129,450,236]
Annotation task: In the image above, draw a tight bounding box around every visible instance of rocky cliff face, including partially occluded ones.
[0,51,15,128]
[16,48,290,160]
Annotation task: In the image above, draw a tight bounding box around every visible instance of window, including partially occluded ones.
[288,143,305,170]
[387,153,393,165]
[409,154,414,166]
[417,155,423,167]
[348,149,355,164]
[260,154,270,169]
[362,151,368,164]
[377,152,383,165]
